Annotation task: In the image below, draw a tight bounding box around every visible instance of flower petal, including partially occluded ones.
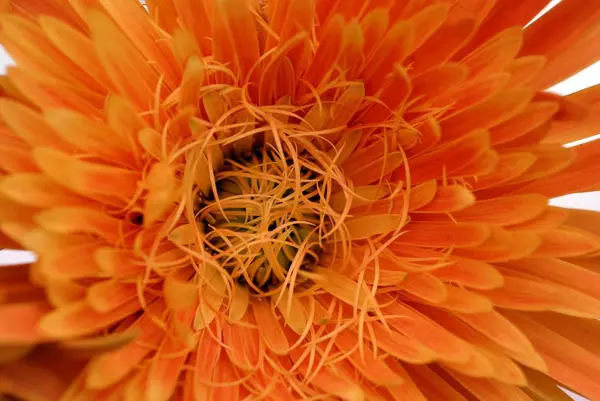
[408,130,490,184]
[366,322,436,364]
[33,147,140,204]
[399,222,490,248]
[0,302,50,344]
[252,299,290,355]
[452,194,548,226]
[40,298,142,338]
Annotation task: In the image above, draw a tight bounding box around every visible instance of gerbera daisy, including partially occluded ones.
[1,0,600,399]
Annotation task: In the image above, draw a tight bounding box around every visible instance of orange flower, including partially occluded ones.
[1,0,600,399]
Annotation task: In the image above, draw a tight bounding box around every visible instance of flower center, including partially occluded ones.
[196,145,328,292]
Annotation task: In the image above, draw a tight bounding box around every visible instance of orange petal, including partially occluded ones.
[94,247,146,278]
[490,101,559,145]
[8,0,84,26]
[442,348,494,379]
[455,310,537,357]
[357,8,388,59]
[562,205,600,237]
[314,267,376,310]
[229,285,250,323]
[410,63,468,105]
[163,268,198,311]
[482,272,600,318]
[40,242,103,279]
[330,184,390,212]
[506,207,569,233]
[506,257,600,301]
[86,9,158,110]
[505,56,547,88]
[45,279,86,307]
[0,174,96,209]
[406,117,441,157]
[361,21,414,93]
[351,180,437,216]
[210,361,241,400]
[407,180,439,210]
[522,0,600,89]
[337,20,365,79]
[399,222,490,248]
[366,322,436,364]
[0,302,50,344]
[0,99,71,151]
[0,15,92,89]
[451,149,499,177]
[400,273,447,303]
[437,286,494,314]
[406,364,471,400]
[192,323,222,397]
[533,228,600,258]
[58,329,139,359]
[380,297,471,363]
[446,370,533,401]
[274,292,309,336]
[40,298,142,338]
[87,280,139,313]
[291,352,364,400]
[465,0,551,52]
[506,311,600,400]
[44,109,134,166]
[453,229,541,262]
[194,271,225,330]
[302,15,345,90]
[0,357,69,401]
[470,152,536,191]
[98,0,181,87]
[410,17,478,74]
[418,305,527,385]
[7,65,104,116]
[252,299,290,355]
[358,65,411,124]
[212,0,261,84]
[0,144,39,173]
[408,3,450,51]
[516,141,600,198]
[408,130,490,184]
[523,366,580,401]
[460,27,523,78]
[328,82,365,128]
[35,208,127,244]
[433,258,504,290]
[530,312,600,363]
[38,16,113,93]
[432,73,509,113]
[34,147,140,204]
[147,311,194,401]
[333,330,404,386]
[223,315,261,371]
[386,359,428,401]
[521,143,578,180]
[546,84,600,145]
[344,214,407,240]
[414,185,475,213]
[345,151,405,186]
[439,88,533,142]
[143,162,178,226]
[452,194,547,226]
[172,0,212,54]
[105,95,146,158]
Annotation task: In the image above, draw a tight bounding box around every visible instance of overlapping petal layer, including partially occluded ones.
[1,0,600,400]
